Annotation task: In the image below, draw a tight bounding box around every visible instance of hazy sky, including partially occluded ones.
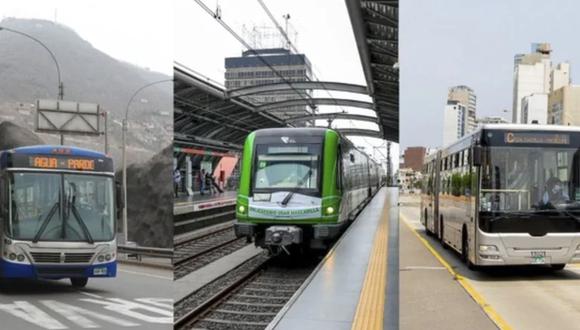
[175,0,396,163]
[400,0,580,149]
[1,0,172,74]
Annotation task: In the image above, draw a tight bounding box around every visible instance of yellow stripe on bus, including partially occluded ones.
[400,214,512,330]
[351,194,389,330]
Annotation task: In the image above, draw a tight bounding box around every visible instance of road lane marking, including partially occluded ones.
[351,194,389,330]
[80,298,172,323]
[42,300,139,327]
[400,213,512,330]
[118,268,173,280]
[0,301,67,329]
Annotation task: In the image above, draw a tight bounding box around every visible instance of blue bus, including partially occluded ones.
[0,145,120,287]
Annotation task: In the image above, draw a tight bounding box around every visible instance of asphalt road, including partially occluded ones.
[400,194,580,330]
[0,262,173,330]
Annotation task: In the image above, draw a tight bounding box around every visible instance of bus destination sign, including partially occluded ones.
[29,156,95,170]
[505,132,570,145]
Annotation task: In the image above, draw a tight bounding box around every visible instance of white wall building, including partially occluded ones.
[551,62,571,92]
[522,93,548,124]
[512,43,551,123]
[448,85,477,134]
[443,101,466,146]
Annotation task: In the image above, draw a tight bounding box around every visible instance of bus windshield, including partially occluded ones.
[253,144,320,193]
[480,147,580,211]
[8,172,115,242]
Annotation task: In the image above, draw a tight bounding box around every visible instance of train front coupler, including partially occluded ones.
[265,226,303,255]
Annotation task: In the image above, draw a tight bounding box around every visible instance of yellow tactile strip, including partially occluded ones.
[400,214,513,330]
[351,194,389,330]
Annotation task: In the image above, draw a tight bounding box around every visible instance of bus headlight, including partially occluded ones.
[479,245,498,252]
[16,254,25,262]
[325,206,335,215]
[8,253,16,261]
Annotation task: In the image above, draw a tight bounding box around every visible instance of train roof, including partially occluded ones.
[4,145,109,158]
[253,127,330,138]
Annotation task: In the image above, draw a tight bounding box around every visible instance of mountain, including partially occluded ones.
[0,17,172,166]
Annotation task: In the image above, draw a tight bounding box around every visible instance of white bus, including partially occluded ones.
[421,124,580,269]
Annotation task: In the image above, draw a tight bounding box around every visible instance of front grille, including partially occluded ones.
[30,252,94,264]
[64,253,94,263]
[37,267,86,277]
[30,252,60,263]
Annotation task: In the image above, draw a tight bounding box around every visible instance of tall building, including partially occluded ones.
[551,62,571,92]
[522,93,548,124]
[402,147,426,172]
[476,116,509,125]
[548,85,580,125]
[448,85,477,133]
[225,48,313,123]
[443,100,467,146]
[512,43,552,123]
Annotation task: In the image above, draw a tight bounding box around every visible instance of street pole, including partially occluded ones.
[103,111,109,155]
[122,118,128,243]
[122,79,172,244]
[0,26,65,144]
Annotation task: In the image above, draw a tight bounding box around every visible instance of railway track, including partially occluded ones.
[175,255,318,330]
[174,226,250,280]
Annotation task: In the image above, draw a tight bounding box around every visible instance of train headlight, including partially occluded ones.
[238,205,246,214]
[325,206,335,215]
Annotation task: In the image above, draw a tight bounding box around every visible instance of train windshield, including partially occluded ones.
[253,143,321,194]
[480,147,580,212]
[7,172,115,242]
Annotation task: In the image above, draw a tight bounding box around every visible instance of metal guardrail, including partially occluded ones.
[118,245,173,259]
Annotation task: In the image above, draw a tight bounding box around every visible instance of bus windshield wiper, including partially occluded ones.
[33,199,60,243]
[281,169,312,206]
[65,183,94,244]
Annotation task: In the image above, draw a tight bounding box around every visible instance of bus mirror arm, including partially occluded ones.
[473,146,483,166]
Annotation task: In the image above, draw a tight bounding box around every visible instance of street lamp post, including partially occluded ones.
[122,79,172,244]
[0,26,65,143]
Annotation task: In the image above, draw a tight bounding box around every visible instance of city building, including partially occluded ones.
[397,167,422,193]
[548,85,580,125]
[402,146,426,172]
[225,48,313,123]
[448,85,477,133]
[522,93,548,124]
[476,116,509,125]
[551,62,571,92]
[443,100,467,146]
[512,43,552,123]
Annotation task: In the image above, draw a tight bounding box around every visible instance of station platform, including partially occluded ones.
[270,187,398,330]
[174,190,237,215]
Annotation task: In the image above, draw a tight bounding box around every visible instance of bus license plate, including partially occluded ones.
[531,251,546,264]
[93,267,107,275]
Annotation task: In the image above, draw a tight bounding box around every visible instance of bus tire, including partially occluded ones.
[70,277,88,288]
[550,264,565,271]
[461,229,468,263]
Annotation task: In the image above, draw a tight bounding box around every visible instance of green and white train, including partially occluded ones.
[234,128,382,252]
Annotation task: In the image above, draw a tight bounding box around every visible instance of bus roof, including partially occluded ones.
[5,145,109,158]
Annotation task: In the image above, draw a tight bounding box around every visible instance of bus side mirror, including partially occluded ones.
[472,146,482,166]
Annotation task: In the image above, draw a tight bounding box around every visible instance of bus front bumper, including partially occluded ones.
[0,259,117,279]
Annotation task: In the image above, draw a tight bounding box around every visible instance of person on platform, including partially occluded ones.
[173,168,181,197]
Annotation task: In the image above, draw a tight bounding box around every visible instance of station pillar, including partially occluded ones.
[185,155,193,195]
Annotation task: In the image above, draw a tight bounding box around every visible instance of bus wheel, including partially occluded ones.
[550,264,565,271]
[70,277,88,288]
[461,231,468,263]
